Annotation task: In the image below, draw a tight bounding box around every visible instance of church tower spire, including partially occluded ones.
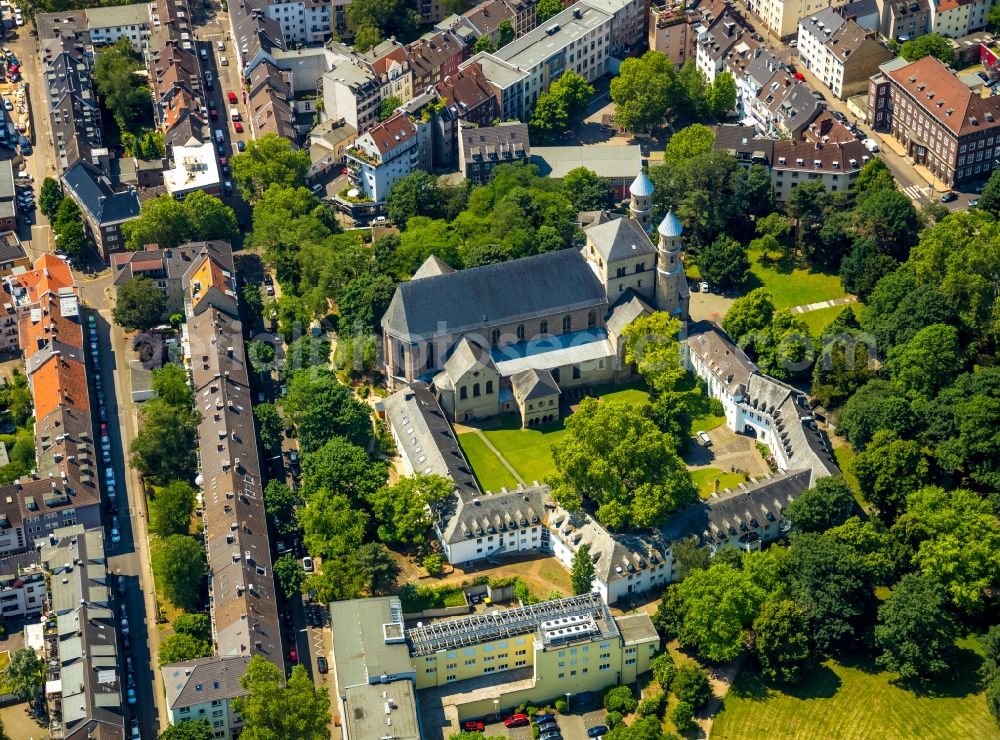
[628,170,654,231]
[654,209,690,321]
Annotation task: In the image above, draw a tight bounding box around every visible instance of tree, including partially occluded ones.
[604,685,638,713]
[669,536,711,579]
[670,700,694,733]
[979,165,1000,214]
[664,124,715,166]
[422,553,444,575]
[621,312,684,394]
[231,133,311,202]
[530,71,593,141]
[265,480,298,535]
[562,167,616,211]
[551,398,695,530]
[337,272,396,332]
[283,368,372,452]
[347,0,416,41]
[852,430,929,523]
[722,288,774,343]
[874,573,958,680]
[254,402,284,450]
[571,543,596,595]
[651,652,676,691]
[899,33,956,65]
[122,192,238,250]
[901,486,1000,612]
[472,34,495,53]
[987,675,1000,728]
[285,335,332,372]
[536,0,563,22]
[379,96,401,121]
[837,379,915,450]
[158,632,212,665]
[53,212,89,260]
[173,613,212,642]
[2,647,43,702]
[497,19,514,47]
[673,663,711,708]
[353,24,382,53]
[153,364,193,407]
[785,476,855,533]
[39,176,63,219]
[300,435,387,502]
[785,532,874,652]
[131,398,200,481]
[887,323,963,400]
[707,71,736,118]
[853,189,920,262]
[149,479,196,537]
[611,51,678,132]
[697,234,750,289]
[93,39,153,135]
[158,720,214,740]
[854,158,897,199]
[113,277,167,331]
[184,190,241,243]
[353,541,400,594]
[368,474,453,545]
[234,655,331,740]
[298,489,368,560]
[273,553,307,599]
[812,308,877,409]
[753,597,811,683]
[153,535,207,611]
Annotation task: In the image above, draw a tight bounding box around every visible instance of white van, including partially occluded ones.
[215,129,224,143]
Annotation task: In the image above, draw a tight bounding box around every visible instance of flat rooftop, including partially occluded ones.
[495,2,611,70]
[163,142,221,194]
[329,597,413,690]
[530,144,644,179]
[344,681,421,740]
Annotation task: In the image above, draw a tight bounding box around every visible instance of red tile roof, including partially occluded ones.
[887,55,1000,136]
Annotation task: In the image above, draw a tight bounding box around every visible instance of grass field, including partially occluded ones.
[800,303,862,338]
[690,468,748,498]
[691,411,726,433]
[713,638,995,740]
[748,250,847,311]
[457,432,518,492]
[536,561,572,595]
[483,420,567,485]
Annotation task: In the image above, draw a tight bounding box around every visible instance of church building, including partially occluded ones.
[381,172,691,426]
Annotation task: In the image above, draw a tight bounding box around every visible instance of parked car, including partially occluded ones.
[237,140,246,152]
[234,121,243,133]
[216,40,225,51]
[289,647,298,664]
[698,431,712,446]
[127,687,136,704]
[970,199,979,207]
[122,633,130,651]
[462,720,485,732]
[941,190,959,203]
[130,718,140,739]
[505,714,529,728]
[117,575,126,595]
[317,656,329,674]
[536,714,555,725]
[302,556,314,573]
[228,91,238,104]
[220,56,228,66]
[587,726,609,738]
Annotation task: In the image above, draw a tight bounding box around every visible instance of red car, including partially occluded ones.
[228,91,237,104]
[210,108,218,119]
[234,121,243,133]
[289,648,298,663]
[462,720,485,732]
[504,714,529,728]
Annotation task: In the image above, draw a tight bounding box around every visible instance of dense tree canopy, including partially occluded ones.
[874,573,958,680]
[231,134,311,202]
[785,476,856,534]
[282,368,372,452]
[550,398,695,530]
[149,480,196,538]
[122,192,238,250]
[234,656,331,740]
[113,277,167,331]
[153,535,207,611]
[899,33,956,65]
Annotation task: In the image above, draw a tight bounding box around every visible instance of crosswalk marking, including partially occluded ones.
[902,184,925,200]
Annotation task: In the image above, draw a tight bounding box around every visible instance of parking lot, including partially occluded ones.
[475,697,609,739]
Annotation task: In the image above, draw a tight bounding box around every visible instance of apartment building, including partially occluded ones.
[0,254,104,557]
[748,0,849,38]
[582,0,648,56]
[0,551,46,618]
[345,113,420,202]
[35,4,152,53]
[798,9,892,98]
[181,242,284,674]
[458,121,530,182]
[874,0,931,40]
[362,39,415,106]
[262,0,332,44]
[409,30,467,91]
[438,61,504,124]
[329,593,658,737]
[322,56,383,134]
[40,525,124,740]
[649,1,699,67]
[869,54,1000,185]
[696,9,752,83]
[162,656,250,740]
[41,36,104,172]
[61,161,140,261]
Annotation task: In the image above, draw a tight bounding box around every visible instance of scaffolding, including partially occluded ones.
[406,592,618,657]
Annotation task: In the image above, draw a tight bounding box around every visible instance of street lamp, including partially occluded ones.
[565,692,572,713]
[493,698,499,720]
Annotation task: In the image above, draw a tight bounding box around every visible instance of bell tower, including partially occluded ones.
[628,170,654,232]
[655,209,690,321]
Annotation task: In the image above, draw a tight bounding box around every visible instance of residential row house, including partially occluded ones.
[869,54,1000,185]
[0,254,104,562]
[162,656,251,740]
[745,0,850,38]
[929,0,993,38]
[179,241,286,674]
[874,0,931,40]
[798,8,892,98]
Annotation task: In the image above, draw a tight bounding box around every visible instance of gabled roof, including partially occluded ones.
[586,217,657,262]
[445,336,497,382]
[511,367,560,401]
[412,255,455,279]
[162,656,250,710]
[62,161,140,226]
[382,249,607,342]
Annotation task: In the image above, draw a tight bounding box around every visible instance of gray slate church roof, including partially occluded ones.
[383,249,607,342]
[511,367,560,401]
[586,217,657,262]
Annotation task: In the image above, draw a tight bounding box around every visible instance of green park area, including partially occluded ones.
[800,302,862,338]
[747,249,848,311]
[690,468,748,499]
[713,635,996,740]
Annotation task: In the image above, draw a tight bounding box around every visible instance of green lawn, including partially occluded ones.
[799,303,862,338]
[691,412,726,433]
[482,420,567,486]
[713,640,995,740]
[457,432,518,493]
[690,468,748,498]
[748,249,848,311]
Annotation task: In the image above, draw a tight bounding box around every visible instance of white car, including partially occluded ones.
[111,526,120,544]
[220,56,228,66]
[698,431,712,447]
[302,556,314,573]
[863,138,879,153]
[14,14,22,26]
[216,40,225,51]
[2,98,11,111]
